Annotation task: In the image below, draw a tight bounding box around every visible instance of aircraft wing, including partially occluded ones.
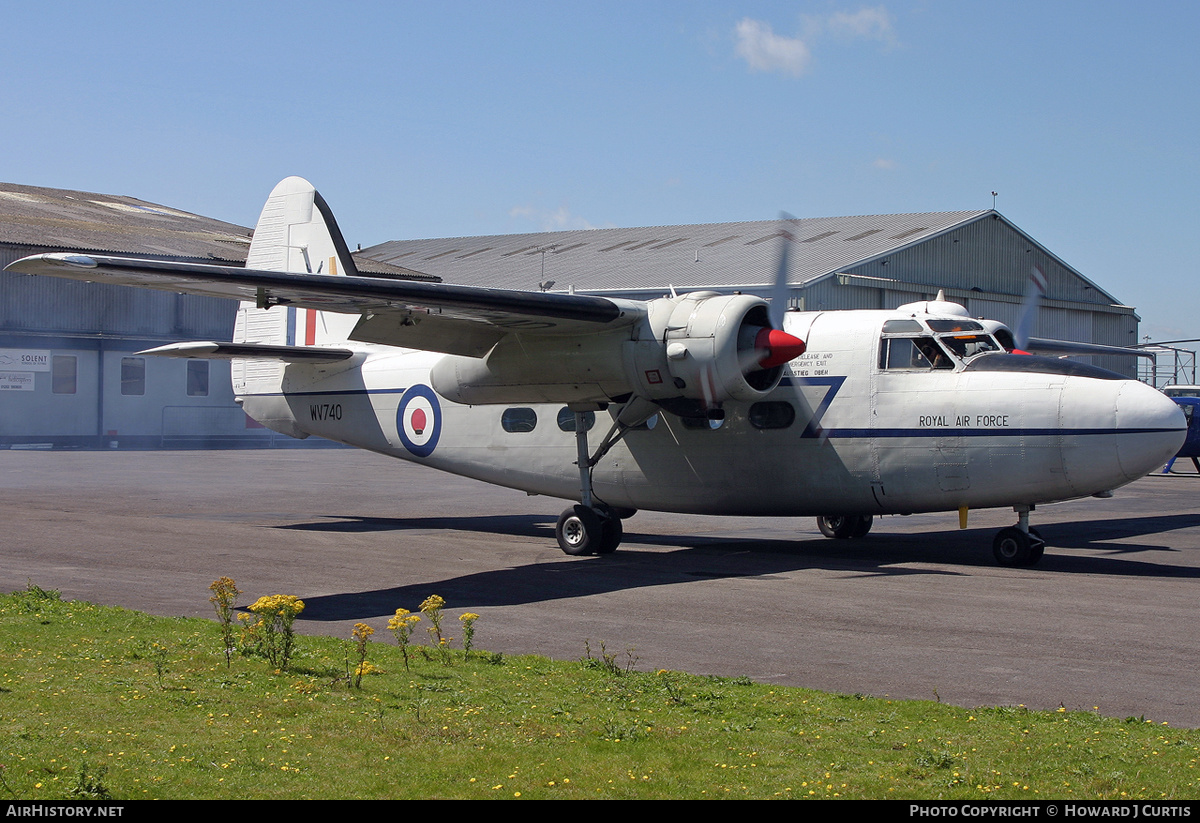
[137,341,356,362]
[6,252,639,357]
[1026,336,1157,360]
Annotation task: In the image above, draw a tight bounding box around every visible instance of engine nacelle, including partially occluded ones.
[626,292,801,409]
[429,291,804,412]
[430,329,634,406]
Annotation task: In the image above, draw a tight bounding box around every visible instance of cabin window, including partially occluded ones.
[879,337,953,371]
[630,414,659,431]
[749,401,796,429]
[51,355,77,395]
[679,415,724,430]
[121,357,146,396]
[501,407,538,433]
[556,408,596,433]
[186,360,210,397]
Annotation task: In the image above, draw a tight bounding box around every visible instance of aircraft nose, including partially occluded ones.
[1114,380,1186,479]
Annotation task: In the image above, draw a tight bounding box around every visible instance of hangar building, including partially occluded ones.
[363,210,1139,376]
[1,184,1140,449]
[0,183,428,448]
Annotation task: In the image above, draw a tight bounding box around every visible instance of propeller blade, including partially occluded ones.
[769,213,797,330]
[1013,264,1047,351]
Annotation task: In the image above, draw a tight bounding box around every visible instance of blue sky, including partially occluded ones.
[3,1,1198,344]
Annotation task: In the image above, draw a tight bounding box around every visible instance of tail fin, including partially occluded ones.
[233,178,360,392]
[235,176,360,348]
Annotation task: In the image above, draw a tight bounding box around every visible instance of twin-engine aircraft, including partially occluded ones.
[6,177,1186,566]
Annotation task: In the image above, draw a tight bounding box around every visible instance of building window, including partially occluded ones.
[501,408,537,433]
[556,407,595,432]
[52,355,77,395]
[749,401,795,429]
[186,360,209,397]
[121,357,145,396]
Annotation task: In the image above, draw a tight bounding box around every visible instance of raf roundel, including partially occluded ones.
[397,384,441,458]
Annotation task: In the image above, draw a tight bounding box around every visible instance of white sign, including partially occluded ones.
[0,372,35,391]
[0,349,51,372]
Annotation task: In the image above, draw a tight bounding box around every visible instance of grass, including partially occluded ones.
[2,583,1199,800]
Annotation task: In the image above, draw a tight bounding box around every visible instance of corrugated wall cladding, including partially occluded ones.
[840,217,1115,309]
[2,244,236,339]
[1,270,235,338]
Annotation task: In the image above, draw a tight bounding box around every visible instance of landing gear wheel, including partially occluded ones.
[596,515,622,555]
[817,515,872,540]
[849,515,873,539]
[993,526,1043,567]
[556,505,603,556]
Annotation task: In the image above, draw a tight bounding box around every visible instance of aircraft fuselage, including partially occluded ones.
[241,308,1184,519]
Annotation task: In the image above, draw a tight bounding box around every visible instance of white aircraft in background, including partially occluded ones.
[6,177,1185,566]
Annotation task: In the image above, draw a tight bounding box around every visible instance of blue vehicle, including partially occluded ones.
[1162,388,1200,473]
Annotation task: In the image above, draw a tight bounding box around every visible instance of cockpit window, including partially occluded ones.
[927,319,985,333]
[879,336,954,370]
[882,319,925,334]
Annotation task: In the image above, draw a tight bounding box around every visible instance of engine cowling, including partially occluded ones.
[626,292,804,411]
[429,291,805,412]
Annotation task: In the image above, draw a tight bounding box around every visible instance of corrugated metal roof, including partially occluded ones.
[0,182,436,281]
[0,182,253,262]
[361,211,990,294]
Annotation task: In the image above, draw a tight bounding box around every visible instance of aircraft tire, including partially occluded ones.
[596,515,622,554]
[993,527,1033,566]
[849,515,873,539]
[556,505,603,556]
[817,515,871,540]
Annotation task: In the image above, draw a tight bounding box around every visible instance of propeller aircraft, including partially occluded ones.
[5,177,1186,566]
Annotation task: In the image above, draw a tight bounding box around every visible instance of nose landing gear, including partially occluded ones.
[992,506,1045,566]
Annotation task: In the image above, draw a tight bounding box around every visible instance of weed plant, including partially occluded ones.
[2,585,1199,800]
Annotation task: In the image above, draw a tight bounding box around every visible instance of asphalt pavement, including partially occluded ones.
[3,449,1199,726]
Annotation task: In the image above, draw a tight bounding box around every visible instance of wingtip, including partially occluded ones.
[5,253,97,274]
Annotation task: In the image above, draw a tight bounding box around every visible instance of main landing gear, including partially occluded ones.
[992,505,1045,567]
[556,406,643,557]
[555,504,623,556]
[816,514,874,539]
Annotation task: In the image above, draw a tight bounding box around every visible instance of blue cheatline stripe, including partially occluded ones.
[825,427,1180,438]
[237,391,1179,438]
[241,388,410,398]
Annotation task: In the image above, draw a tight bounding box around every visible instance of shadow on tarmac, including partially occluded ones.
[289,510,1200,622]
